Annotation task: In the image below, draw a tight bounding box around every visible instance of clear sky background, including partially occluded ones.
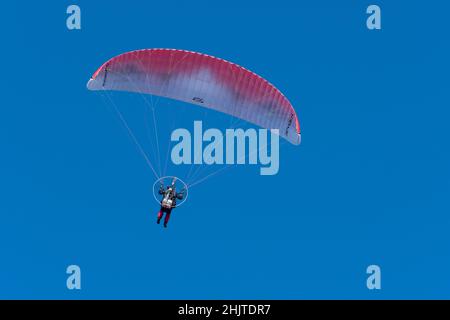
[1,1,449,299]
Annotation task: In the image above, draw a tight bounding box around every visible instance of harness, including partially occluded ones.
[161,189,175,209]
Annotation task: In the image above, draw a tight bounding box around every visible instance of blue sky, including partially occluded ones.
[1,1,449,299]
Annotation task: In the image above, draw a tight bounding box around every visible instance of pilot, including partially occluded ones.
[156,180,184,228]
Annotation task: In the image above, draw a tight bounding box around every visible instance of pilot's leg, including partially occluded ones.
[163,209,172,228]
[157,207,164,224]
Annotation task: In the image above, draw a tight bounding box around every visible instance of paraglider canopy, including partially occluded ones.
[87,48,301,145]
